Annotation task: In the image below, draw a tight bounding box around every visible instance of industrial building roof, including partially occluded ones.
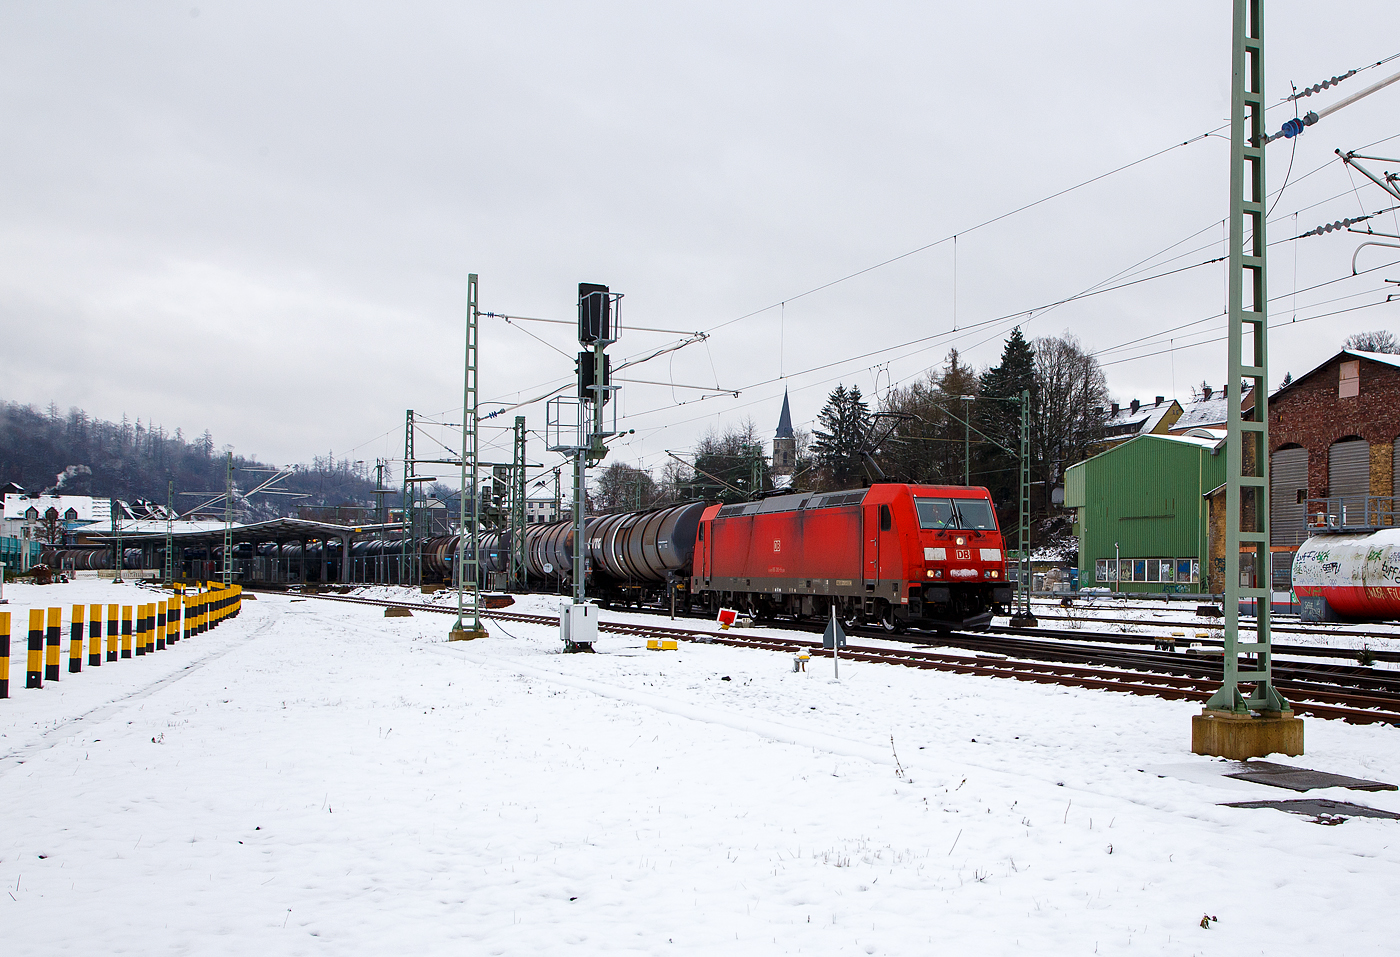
[1269,348,1400,400]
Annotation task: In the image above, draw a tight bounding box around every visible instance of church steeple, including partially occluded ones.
[771,389,797,484]
[775,390,794,439]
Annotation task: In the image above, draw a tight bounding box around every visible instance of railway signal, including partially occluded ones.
[548,282,624,652]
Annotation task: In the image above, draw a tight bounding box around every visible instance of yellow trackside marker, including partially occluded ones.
[107,604,119,662]
[0,611,11,698]
[121,606,133,659]
[26,609,44,688]
[69,604,84,673]
[45,607,62,682]
[88,603,103,667]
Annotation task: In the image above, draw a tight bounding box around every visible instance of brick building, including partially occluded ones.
[1268,349,1400,563]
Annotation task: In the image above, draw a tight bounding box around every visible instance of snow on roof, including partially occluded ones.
[1343,348,1400,370]
[1172,396,1228,430]
[3,493,111,524]
[1101,400,1177,442]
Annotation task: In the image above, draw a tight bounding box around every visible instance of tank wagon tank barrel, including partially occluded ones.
[1293,528,1400,622]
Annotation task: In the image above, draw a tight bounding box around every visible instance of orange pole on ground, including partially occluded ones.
[107,604,119,662]
[0,611,10,699]
[88,603,102,667]
[68,604,84,673]
[44,607,62,682]
[26,609,44,688]
[121,606,133,658]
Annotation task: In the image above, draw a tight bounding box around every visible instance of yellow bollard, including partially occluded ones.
[121,606,133,659]
[0,611,10,698]
[135,604,147,657]
[168,592,181,643]
[69,604,84,674]
[26,609,44,688]
[88,603,103,667]
[45,607,62,682]
[156,600,167,651]
[107,604,119,662]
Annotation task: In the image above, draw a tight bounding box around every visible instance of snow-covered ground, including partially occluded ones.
[2,582,1399,955]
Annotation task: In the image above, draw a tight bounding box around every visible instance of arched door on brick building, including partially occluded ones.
[1328,436,1369,524]
[1271,445,1308,546]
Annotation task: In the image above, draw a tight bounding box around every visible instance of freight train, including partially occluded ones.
[43,483,1012,631]
[1292,527,1400,622]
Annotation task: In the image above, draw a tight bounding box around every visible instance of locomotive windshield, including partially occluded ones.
[915,497,997,531]
[954,499,996,530]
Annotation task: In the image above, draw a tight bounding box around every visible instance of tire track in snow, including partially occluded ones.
[0,612,279,776]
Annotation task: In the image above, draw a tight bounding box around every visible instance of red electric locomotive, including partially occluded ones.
[691,483,1011,632]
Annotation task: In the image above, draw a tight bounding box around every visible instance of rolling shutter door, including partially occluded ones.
[1328,438,1370,524]
[1270,446,1308,546]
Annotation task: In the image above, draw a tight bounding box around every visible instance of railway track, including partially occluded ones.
[273,590,1400,727]
[1022,608,1400,652]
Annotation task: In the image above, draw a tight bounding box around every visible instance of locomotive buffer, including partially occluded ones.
[548,282,624,652]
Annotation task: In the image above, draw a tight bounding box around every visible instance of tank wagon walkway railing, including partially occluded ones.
[1307,496,1398,532]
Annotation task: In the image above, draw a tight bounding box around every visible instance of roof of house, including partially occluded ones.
[1271,348,1400,401]
[1100,398,1181,442]
[3,493,112,524]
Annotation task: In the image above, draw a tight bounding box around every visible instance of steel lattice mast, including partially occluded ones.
[221,452,234,586]
[510,415,527,591]
[451,274,487,640]
[1204,0,1287,716]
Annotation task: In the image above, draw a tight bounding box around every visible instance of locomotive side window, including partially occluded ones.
[953,499,996,530]
[915,498,957,529]
[880,505,891,531]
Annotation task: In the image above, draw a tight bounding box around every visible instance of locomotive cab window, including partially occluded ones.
[953,499,996,530]
[879,505,891,531]
[915,498,957,529]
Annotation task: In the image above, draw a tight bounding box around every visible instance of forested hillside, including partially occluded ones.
[0,400,379,517]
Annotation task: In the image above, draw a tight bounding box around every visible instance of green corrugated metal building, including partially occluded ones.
[1064,431,1227,594]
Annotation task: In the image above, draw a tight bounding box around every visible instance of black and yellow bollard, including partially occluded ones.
[107,604,119,662]
[69,604,84,673]
[134,604,146,657]
[45,607,62,683]
[121,606,133,659]
[156,600,166,651]
[26,609,44,689]
[168,592,181,643]
[0,611,10,699]
[88,603,103,667]
[144,603,154,654]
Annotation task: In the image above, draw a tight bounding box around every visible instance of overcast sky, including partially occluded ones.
[2,2,1397,489]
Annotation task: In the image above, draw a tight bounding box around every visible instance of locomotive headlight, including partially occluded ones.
[955,536,966,546]
[927,569,936,578]
[990,570,999,579]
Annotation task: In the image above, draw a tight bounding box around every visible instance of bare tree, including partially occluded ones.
[1343,329,1400,354]
[1032,332,1109,505]
[593,462,657,512]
